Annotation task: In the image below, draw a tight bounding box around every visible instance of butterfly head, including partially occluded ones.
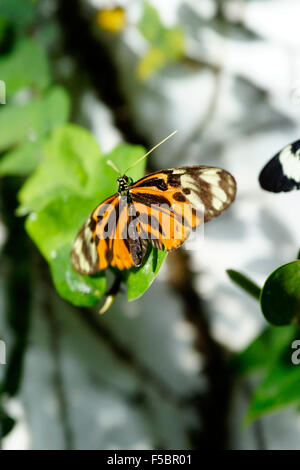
[117,175,133,195]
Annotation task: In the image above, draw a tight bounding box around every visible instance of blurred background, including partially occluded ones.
[0,0,300,450]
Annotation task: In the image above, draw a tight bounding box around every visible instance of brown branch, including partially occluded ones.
[77,306,188,409]
[167,249,232,449]
[38,258,74,450]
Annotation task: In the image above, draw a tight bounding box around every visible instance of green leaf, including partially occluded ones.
[19,124,102,213]
[0,86,70,152]
[160,28,185,61]
[136,47,166,81]
[247,363,300,421]
[260,261,300,326]
[50,244,106,307]
[0,139,44,176]
[226,269,261,300]
[138,3,162,44]
[0,39,50,97]
[125,247,167,300]
[231,325,298,377]
[25,194,96,261]
[19,125,145,214]
[137,3,185,80]
[0,0,37,32]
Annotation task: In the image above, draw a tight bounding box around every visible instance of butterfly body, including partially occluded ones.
[71,166,236,274]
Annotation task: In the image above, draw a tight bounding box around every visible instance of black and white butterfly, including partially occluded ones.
[259,139,300,193]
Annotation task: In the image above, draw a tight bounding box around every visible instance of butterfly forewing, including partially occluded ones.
[132,165,236,219]
[71,166,236,273]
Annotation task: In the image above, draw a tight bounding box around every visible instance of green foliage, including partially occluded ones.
[260,261,300,326]
[50,244,106,307]
[0,88,69,178]
[137,3,185,80]
[0,29,168,308]
[0,140,44,177]
[125,247,167,301]
[21,124,167,307]
[247,362,300,421]
[233,325,300,420]
[0,38,50,97]
[232,325,298,377]
[0,0,37,33]
[228,259,300,420]
[0,87,69,152]
[227,261,300,327]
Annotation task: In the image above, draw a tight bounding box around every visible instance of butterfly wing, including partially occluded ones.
[71,166,236,274]
[259,140,300,192]
[71,194,141,274]
[130,166,236,251]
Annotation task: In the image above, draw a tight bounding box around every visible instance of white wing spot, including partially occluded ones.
[180,174,203,208]
[212,197,223,210]
[279,145,300,182]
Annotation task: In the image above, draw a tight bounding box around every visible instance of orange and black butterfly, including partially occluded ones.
[71,133,236,275]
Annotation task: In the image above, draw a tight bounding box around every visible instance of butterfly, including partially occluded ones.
[259,139,300,193]
[71,134,236,275]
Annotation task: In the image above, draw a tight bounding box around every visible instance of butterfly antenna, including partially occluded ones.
[107,159,121,175]
[124,130,178,174]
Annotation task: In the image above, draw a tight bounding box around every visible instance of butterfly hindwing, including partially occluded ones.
[259,140,300,193]
[71,194,147,273]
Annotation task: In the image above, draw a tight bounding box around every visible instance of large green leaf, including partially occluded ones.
[50,244,106,307]
[18,125,145,214]
[125,247,167,301]
[0,38,50,97]
[19,124,103,213]
[0,86,69,152]
[260,261,300,326]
